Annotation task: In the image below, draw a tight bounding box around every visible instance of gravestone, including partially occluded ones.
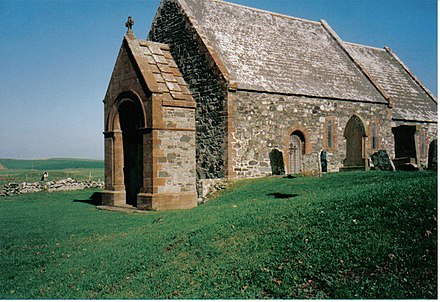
[269,149,285,175]
[370,150,395,171]
[320,151,327,172]
[428,140,437,170]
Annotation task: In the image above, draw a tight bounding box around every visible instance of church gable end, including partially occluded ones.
[149,0,229,180]
[344,42,437,123]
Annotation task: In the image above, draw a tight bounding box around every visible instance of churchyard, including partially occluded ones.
[0,170,436,299]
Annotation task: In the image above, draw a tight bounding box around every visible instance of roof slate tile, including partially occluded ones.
[179,0,386,102]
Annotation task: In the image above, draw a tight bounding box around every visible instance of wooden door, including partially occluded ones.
[289,134,303,174]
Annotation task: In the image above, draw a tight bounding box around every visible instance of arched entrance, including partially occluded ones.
[289,131,305,174]
[344,115,366,168]
[118,99,144,207]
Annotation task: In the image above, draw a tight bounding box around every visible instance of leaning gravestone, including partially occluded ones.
[428,139,437,170]
[370,150,395,171]
[269,149,285,175]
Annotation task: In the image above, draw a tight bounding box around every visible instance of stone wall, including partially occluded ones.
[149,0,228,179]
[0,178,104,197]
[197,178,229,204]
[229,90,394,177]
[156,129,196,194]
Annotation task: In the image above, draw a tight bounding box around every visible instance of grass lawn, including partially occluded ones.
[0,158,104,185]
[0,171,436,299]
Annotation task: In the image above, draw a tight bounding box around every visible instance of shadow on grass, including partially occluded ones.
[267,192,299,199]
[73,192,102,206]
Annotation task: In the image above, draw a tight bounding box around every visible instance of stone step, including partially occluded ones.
[340,166,366,172]
[96,205,149,214]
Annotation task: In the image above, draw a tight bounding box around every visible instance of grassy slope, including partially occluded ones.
[0,158,103,170]
[0,158,104,185]
[0,171,436,299]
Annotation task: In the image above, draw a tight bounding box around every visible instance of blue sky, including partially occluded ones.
[0,0,437,160]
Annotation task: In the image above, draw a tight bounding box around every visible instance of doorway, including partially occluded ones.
[344,115,366,167]
[289,131,305,174]
[392,125,417,159]
[118,100,143,207]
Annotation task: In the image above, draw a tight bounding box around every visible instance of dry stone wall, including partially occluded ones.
[0,178,104,197]
[149,0,228,179]
[229,90,394,177]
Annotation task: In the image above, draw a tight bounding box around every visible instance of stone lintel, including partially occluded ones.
[162,99,196,108]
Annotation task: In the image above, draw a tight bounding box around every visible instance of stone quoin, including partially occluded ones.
[102,0,437,210]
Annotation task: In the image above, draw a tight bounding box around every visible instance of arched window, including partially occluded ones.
[420,130,427,159]
[327,120,333,149]
[324,117,337,151]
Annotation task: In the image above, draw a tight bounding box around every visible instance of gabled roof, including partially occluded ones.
[124,35,193,101]
[344,42,437,122]
[170,0,388,103]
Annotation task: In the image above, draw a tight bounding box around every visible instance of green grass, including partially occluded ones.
[0,171,436,299]
[0,158,104,185]
[0,158,104,170]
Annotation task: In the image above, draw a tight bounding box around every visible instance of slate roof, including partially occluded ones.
[344,42,437,122]
[124,35,193,101]
[175,0,387,103]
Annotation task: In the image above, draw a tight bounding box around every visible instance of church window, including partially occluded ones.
[327,120,333,149]
[324,117,336,151]
[420,131,426,158]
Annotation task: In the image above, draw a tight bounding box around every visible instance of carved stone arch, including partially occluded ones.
[344,114,368,168]
[106,90,147,133]
[104,90,148,207]
[284,125,312,155]
[343,114,367,138]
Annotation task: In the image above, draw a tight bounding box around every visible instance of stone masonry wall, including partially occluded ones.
[149,0,228,179]
[156,129,196,194]
[229,90,394,177]
[156,106,196,195]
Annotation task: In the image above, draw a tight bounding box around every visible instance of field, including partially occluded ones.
[0,158,104,185]
[0,171,437,299]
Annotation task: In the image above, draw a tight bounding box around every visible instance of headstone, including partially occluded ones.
[269,149,285,175]
[320,151,327,173]
[370,150,395,171]
[428,140,437,171]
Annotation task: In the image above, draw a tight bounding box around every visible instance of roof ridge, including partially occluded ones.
[385,46,437,103]
[320,20,392,107]
[344,41,385,51]
[210,0,321,25]
[176,0,233,83]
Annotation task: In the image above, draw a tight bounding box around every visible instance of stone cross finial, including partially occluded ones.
[125,16,134,32]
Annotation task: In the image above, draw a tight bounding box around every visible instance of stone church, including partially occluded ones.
[101,0,437,210]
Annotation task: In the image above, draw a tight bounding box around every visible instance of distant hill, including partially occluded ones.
[0,158,104,170]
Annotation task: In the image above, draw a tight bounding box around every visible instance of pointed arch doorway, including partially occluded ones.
[344,115,367,168]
